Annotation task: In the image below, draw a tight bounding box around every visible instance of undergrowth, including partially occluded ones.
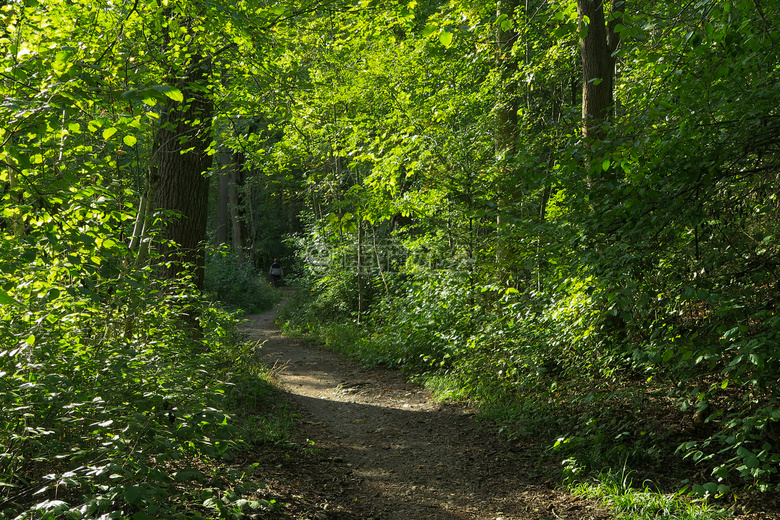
[1,275,293,520]
[277,269,780,517]
[568,467,731,520]
[204,247,281,314]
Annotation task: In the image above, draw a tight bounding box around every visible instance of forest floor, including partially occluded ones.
[237,291,612,520]
[235,292,778,520]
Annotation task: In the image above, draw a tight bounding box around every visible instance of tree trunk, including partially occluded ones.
[214,152,230,246]
[578,0,623,140]
[495,0,519,156]
[151,59,213,291]
[495,0,520,278]
[228,154,246,260]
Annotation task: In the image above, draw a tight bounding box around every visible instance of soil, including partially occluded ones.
[238,294,613,520]
[235,294,780,520]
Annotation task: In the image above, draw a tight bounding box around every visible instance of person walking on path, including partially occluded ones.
[269,259,283,287]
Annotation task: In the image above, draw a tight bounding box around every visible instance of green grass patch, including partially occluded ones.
[569,468,731,520]
[418,372,471,403]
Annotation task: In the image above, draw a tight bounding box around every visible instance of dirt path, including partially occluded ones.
[240,296,612,520]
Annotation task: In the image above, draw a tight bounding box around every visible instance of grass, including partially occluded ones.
[569,466,731,520]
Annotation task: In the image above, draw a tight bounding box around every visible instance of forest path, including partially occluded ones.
[239,292,611,520]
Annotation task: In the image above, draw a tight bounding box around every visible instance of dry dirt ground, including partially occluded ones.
[238,296,613,520]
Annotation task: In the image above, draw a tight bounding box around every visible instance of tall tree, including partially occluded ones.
[214,152,231,246]
[149,8,215,290]
[494,0,520,276]
[495,0,520,155]
[577,0,623,140]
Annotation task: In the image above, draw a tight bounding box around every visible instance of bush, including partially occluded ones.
[204,247,281,314]
[0,255,291,519]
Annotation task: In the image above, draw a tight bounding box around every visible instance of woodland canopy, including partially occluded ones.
[2,0,780,517]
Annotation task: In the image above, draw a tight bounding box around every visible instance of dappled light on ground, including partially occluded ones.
[239,299,611,520]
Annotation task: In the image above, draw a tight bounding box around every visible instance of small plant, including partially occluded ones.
[0,260,294,518]
[570,469,731,520]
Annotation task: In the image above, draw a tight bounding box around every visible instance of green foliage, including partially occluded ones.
[272,0,780,503]
[0,273,291,518]
[0,3,302,516]
[570,468,730,520]
[5,0,780,515]
[204,247,281,314]
[359,272,475,370]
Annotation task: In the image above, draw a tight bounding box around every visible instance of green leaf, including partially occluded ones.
[103,127,118,140]
[141,93,157,106]
[123,135,137,147]
[745,455,760,469]
[124,485,143,504]
[0,290,19,306]
[152,85,184,102]
[439,30,453,47]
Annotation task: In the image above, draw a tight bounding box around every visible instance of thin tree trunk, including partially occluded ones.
[8,167,24,237]
[356,166,363,325]
[496,0,519,155]
[214,152,230,246]
[495,0,520,278]
[228,155,246,260]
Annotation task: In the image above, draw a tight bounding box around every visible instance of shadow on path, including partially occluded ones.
[239,295,610,520]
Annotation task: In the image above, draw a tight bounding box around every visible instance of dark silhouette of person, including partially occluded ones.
[269,259,283,287]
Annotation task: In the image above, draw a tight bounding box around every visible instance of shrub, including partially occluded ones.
[204,247,281,314]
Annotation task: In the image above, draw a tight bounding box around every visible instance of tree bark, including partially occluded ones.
[228,155,246,260]
[495,0,520,156]
[578,0,623,140]
[151,59,213,291]
[495,0,520,278]
[214,152,230,246]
